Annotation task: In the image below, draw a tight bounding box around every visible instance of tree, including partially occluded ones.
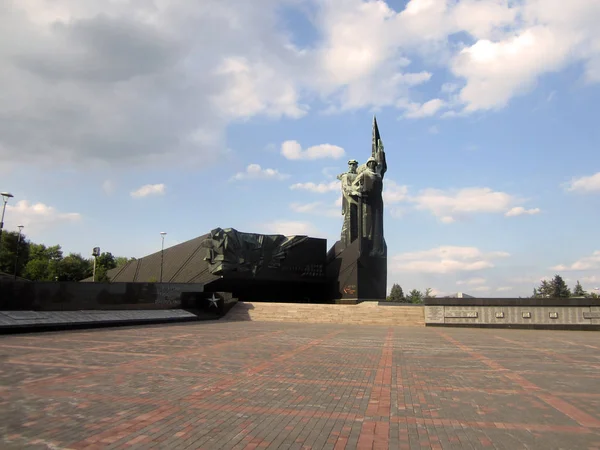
[535,275,572,298]
[92,252,118,282]
[535,279,553,298]
[58,253,93,281]
[0,230,30,277]
[406,289,423,304]
[573,280,586,297]
[424,288,436,298]
[387,283,406,302]
[115,256,136,268]
[551,274,571,298]
[23,244,63,281]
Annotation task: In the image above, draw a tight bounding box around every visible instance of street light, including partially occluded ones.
[0,192,14,260]
[13,225,24,280]
[160,232,167,282]
[92,247,101,282]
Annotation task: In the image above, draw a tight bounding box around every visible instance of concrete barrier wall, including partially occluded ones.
[0,281,205,311]
[424,298,600,329]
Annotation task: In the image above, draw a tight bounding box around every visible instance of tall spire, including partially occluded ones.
[371,115,381,157]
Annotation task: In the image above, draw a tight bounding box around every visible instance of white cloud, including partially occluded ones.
[505,206,541,217]
[400,98,446,118]
[289,202,339,218]
[5,200,81,233]
[551,251,600,271]
[441,83,460,94]
[230,164,289,181]
[261,220,321,237]
[389,207,407,219]
[3,0,600,171]
[392,246,509,274]
[211,56,307,120]
[509,275,553,285]
[452,27,574,112]
[383,180,410,204]
[496,286,513,292]
[102,179,115,195]
[281,141,345,161]
[410,187,539,222]
[565,172,600,193]
[130,183,166,198]
[457,277,486,286]
[581,275,599,284]
[472,286,491,292]
[290,180,339,193]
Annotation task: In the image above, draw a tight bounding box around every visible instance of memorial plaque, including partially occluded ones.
[445,311,478,319]
[495,312,505,319]
[583,312,600,319]
[522,312,531,319]
[549,312,558,319]
[425,306,444,323]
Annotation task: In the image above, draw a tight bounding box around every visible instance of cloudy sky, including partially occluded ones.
[1,0,599,297]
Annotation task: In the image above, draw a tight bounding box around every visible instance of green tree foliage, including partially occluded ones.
[424,288,436,298]
[551,274,571,298]
[406,289,423,304]
[94,252,118,282]
[0,230,30,277]
[23,244,63,281]
[534,274,571,298]
[1,233,133,282]
[115,256,136,268]
[573,280,586,297]
[58,253,93,281]
[387,283,406,302]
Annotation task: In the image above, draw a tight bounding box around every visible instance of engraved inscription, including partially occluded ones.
[426,306,444,323]
[495,312,505,319]
[583,312,600,319]
[445,311,478,319]
[522,312,532,319]
[549,312,558,319]
[156,285,182,307]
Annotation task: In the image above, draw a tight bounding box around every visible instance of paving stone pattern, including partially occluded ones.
[1,322,600,449]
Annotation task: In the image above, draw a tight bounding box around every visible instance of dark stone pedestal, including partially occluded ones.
[326,238,387,302]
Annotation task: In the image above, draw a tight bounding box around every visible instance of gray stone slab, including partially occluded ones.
[2,311,49,320]
[0,309,199,328]
[425,305,444,323]
[583,312,600,319]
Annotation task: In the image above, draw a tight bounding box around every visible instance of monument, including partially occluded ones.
[79,117,388,305]
[326,116,388,302]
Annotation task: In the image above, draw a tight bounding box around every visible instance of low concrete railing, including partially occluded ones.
[424,298,600,329]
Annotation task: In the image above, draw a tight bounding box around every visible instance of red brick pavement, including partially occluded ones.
[1,322,600,449]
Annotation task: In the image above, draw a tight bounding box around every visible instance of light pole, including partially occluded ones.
[13,225,24,280]
[92,247,100,282]
[0,192,14,261]
[160,232,167,282]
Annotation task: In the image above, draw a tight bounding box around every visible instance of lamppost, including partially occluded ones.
[0,192,14,261]
[13,225,24,280]
[92,247,100,282]
[160,232,167,282]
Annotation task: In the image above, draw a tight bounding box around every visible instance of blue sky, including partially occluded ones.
[1,0,599,297]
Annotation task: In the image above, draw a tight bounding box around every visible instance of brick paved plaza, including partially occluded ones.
[1,321,600,449]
